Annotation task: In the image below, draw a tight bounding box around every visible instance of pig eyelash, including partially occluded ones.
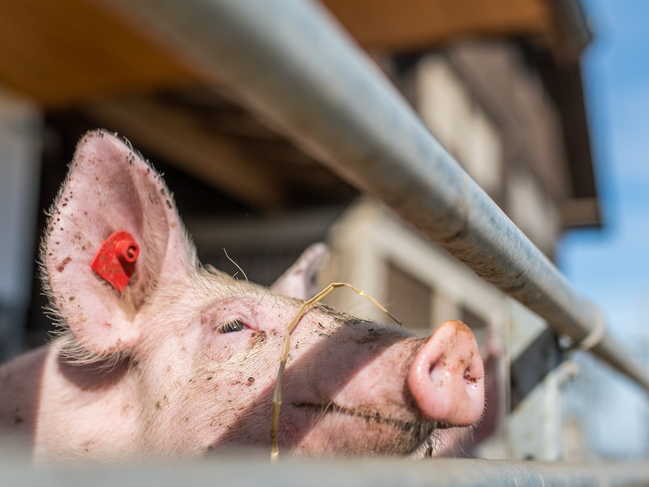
[217,319,246,334]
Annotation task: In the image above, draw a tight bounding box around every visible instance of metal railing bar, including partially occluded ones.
[3,458,649,487]
[102,0,649,392]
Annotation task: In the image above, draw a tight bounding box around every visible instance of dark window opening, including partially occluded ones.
[387,263,432,337]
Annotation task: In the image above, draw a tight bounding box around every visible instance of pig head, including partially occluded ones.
[0,130,484,464]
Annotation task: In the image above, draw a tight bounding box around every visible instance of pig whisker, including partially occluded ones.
[313,401,335,424]
[256,288,269,307]
[223,248,249,285]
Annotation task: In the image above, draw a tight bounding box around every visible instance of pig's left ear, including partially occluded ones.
[45,130,192,356]
[270,243,329,300]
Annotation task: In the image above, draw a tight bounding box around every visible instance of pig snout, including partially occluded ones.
[408,320,484,426]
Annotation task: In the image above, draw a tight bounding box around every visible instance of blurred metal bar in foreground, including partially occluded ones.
[102,0,649,392]
[3,458,649,487]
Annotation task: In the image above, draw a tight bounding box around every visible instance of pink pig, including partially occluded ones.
[0,130,484,464]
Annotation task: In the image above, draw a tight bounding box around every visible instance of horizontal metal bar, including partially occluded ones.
[103,0,649,392]
[3,458,649,487]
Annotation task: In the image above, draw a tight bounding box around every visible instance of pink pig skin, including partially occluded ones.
[0,130,484,465]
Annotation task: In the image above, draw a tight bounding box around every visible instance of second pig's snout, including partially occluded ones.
[407,320,484,426]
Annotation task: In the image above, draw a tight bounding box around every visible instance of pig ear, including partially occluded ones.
[45,130,192,356]
[270,243,329,300]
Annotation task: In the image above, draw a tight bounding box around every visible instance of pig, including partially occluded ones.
[0,130,484,465]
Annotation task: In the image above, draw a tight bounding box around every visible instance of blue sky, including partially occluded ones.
[558,1,649,457]
[559,1,649,338]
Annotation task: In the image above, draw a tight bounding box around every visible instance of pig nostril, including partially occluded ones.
[464,363,481,386]
[408,320,485,425]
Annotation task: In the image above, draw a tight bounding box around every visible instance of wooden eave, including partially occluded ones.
[0,0,202,108]
[321,0,557,53]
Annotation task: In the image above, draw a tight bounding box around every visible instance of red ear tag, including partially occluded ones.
[90,230,140,292]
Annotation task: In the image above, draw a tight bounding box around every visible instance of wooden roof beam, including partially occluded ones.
[85,98,287,210]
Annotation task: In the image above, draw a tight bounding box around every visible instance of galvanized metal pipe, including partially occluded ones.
[3,458,649,487]
[103,0,649,391]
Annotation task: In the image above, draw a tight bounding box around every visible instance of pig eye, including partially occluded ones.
[217,319,246,334]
